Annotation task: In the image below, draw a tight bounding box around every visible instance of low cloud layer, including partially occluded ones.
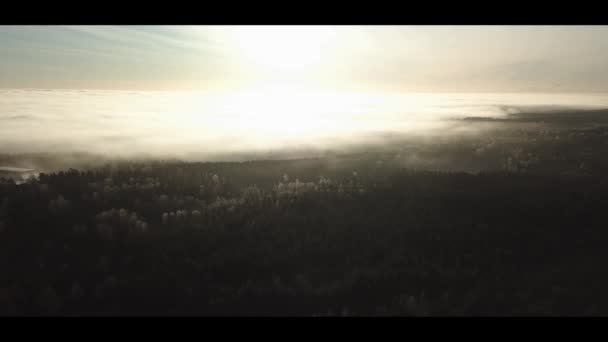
[2,89,608,161]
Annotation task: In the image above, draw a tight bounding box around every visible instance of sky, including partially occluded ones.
[1,25,608,93]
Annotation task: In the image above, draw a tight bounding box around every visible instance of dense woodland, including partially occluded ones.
[1,113,608,315]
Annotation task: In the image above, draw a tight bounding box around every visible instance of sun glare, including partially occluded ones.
[228,26,337,74]
[218,84,341,140]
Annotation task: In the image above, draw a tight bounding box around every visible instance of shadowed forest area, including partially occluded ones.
[2,110,608,316]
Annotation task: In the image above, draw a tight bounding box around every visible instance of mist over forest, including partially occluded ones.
[3,100,608,315]
[2,89,608,170]
[3,25,608,316]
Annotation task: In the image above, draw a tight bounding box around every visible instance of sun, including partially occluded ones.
[228,26,337,74]
[204,26,364,145]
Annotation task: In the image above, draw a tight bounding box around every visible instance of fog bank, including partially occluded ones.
[1,88,608,161]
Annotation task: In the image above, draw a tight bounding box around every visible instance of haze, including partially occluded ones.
[5,25,608,316]
[1,25,608,159]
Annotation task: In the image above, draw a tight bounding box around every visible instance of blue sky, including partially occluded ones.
[2,25,608,92]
